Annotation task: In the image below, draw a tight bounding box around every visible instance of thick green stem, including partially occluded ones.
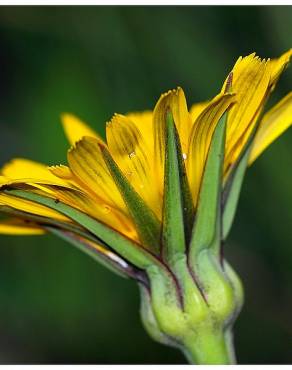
[182,328,236,365]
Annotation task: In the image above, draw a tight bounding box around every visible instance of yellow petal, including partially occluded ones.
[0,175,9,186]
[269,49,292,89]
[187,92,236,205]
[0,193,69,221]
[1,172,137,241]
[61,113,103,146]
[153,88,192,158]
[0,158,71,188]
[0,218,45,235]
[49,164,73,180]
[249,91,292,164]
[0,158,75,207]
[222,54,271,169]
[0,170,76,224]
[0,175,73,204]
[44,185,138,241]
[68,136,126,212]
[106,113,161,218]
[189,101,210,124]
[49,165,137,239]
[48,164,86,191]
[126,110,154,158]
[152,91,170,195]
[152,87,193,197]
[169,87,193,154]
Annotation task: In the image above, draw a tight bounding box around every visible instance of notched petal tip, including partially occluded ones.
[159,87,183,101]
[48,164,73,180]
[232,52,268,73]
[107,113,128,127]
[160,90,172,99]
[68,135,102,153]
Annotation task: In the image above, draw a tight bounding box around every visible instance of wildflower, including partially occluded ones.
[0,50,291,364]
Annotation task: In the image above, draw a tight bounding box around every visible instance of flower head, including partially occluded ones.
[0,50,291,364]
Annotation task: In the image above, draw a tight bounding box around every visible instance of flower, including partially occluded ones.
[0,50,291,364]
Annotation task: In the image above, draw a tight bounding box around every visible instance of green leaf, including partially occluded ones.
[4,189,160,270]
[99,144,161,253]
[162,111,194,264]
[189,111,227,259]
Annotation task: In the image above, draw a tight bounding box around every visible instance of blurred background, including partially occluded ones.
[0,6,291,364]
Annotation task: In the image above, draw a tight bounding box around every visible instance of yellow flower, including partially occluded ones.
[0,50,291,250]
[1,50,291,365]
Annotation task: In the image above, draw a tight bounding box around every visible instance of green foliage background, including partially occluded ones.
[0,6,291,364]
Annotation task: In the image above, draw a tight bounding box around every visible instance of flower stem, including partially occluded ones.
[182,328,236,365]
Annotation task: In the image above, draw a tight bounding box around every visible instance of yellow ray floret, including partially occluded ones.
[223,54,271,169]
[249,91,292,164]
[1,158,69,187]
[0,192,68,221]
[126,111,154,156]
[0,50,291,245]
[187,92,236,204]
[0,218,45,235]
[61,113,103,145]
[68,136,127,212]
[106,113,161,218]
[269,49,292,89]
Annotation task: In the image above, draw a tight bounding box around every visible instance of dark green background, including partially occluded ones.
[0,6,291,364]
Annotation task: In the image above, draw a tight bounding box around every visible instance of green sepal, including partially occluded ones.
[189,111,227,259]
[222,122,258,241]
[194,250,237,321]
[4,189,160,270]
[48,227,145,281]
[99,144,161,253]
[139,283,176,346]
[145,263,187,338]
[222,260,244,323]
[143,255,238,364]
[222,147,250,240]
[163,111,193,264]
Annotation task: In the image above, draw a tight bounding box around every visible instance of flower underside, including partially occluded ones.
[0,50,291,281]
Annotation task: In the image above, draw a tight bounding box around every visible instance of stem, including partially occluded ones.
[182,327,236,365]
